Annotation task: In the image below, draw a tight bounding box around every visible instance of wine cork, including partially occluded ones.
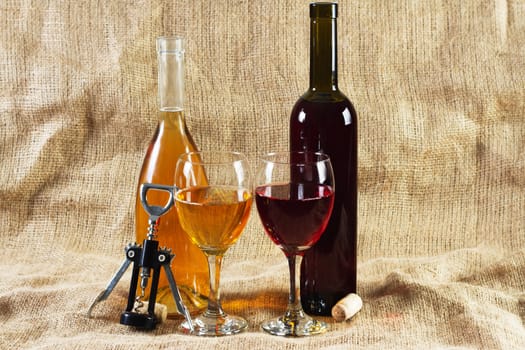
[142,302,168,323]
[331,293,362,322]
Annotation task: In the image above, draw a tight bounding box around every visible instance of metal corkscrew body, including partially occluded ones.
[87,183,193,332]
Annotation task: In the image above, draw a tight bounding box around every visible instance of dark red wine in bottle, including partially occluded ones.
[290,2,358,316]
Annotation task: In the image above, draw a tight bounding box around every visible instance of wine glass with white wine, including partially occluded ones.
[174,151,252,336]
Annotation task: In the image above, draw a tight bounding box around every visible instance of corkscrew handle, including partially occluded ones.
[140,183,176,222]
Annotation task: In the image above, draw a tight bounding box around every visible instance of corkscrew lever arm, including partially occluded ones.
[87,258,132,318]
[163,255,194,332]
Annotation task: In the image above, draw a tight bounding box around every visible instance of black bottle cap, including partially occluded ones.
[310,2,338,19]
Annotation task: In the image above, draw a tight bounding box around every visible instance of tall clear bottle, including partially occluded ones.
[290,2,358,315]
[135,37,208,315]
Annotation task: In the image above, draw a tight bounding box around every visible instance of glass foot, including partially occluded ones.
[180,313,248,336]
[261,313,328,337]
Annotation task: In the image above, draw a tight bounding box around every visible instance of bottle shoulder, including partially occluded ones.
[291,92,357,121]
[138,113,198,183]
[300,89,351,104]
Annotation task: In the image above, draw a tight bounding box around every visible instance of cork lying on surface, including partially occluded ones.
[331,293,363,322]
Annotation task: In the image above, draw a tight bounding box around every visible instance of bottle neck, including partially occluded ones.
[309,17,338,92]
[157,37,185,111]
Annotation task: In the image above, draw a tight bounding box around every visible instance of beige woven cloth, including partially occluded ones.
[1,0,524,349]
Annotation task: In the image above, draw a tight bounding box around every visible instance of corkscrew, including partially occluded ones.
[87,183,193,331]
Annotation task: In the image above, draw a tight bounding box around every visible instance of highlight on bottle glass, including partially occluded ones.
[254,151,335,336]
[174,151,252,336]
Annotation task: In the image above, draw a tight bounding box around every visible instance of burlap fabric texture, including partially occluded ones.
[1,0,524,349]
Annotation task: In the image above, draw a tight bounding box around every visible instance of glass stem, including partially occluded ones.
[285,254,305,318]
[204,254,226,318]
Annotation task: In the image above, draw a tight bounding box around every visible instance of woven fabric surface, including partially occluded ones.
[1,0,524,349]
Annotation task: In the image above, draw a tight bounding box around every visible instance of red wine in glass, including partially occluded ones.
[255,183,334,257]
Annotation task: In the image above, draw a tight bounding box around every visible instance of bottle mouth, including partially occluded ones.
[310,2,337,19]
[157,36,185,54]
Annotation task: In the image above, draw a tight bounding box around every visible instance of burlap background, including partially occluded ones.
[1,0,524,349]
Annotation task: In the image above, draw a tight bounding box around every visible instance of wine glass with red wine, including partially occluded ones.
[254,151,335,336]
